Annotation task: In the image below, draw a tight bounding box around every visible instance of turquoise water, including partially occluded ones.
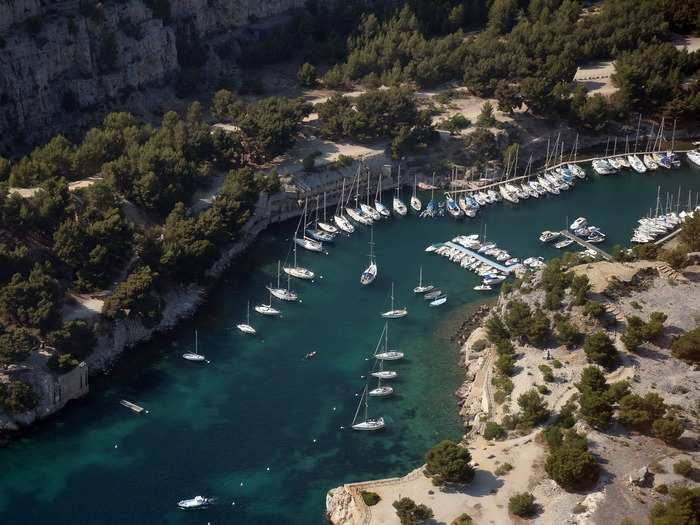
[0,163,699,524]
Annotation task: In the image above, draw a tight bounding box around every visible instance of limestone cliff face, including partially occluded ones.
[0,0,319,154]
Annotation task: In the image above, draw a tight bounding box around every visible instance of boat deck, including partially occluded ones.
[441,242,518,274]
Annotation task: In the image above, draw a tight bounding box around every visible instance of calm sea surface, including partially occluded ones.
[1,163,699,524]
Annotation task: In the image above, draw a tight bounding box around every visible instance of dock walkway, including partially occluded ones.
[442,241,517,274]
[558,230,612,261]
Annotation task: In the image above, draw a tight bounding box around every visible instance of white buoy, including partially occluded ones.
[332,407,336,411]
[266,467,270,471]
[114,444,118,448]
[313,439,317,443]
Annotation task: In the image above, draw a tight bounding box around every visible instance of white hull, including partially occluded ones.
[283,266,315,280]
[410,196,422,212]
[334,215,354,233]
[361,263,378,286]
[294,237,323,253]
[352,418,385,431]
[371,371,397,379]
[267,286,298,302]
[429,297,447,307]
[347,207,373,225]
[255,305,280,316]
[237,323,256,334]
[360,203,381,221]
[375,351,404,360]
[369,386,393,397]
[393,198,407,216]
[318,221,339,234]
[375,201,390,217]
[182,353,205,362]
[687,150,700,167]
[381,309,407,319]
[413,285,434,294]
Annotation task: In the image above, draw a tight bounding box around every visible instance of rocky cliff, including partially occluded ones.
[0,0,320,155]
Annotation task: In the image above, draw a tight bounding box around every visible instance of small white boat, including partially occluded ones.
[570,217,587,230]
[424,289,442,300]
[429,296,447,307]
[555,239,573,249]
[539,230,559,243]
[380,283,407,318]
[361,203,381,221]
[318,221,338,234]
[393,169,408,215]
[182,330,206,362]
[628,154,647,173]
[236,302,256,334]
[177,496,213,510]
[687,149,700,167]
[351,385,385,431]
[474,285,492,291]
[334,214,354,233]
[361,229,378,286]
[410,175,422,212]
[413,267,434,294]
[369,385,393,397]
[374,172,391,217]
[643,154,658,170]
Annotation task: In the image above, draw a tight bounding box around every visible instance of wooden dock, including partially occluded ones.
[559,230,612,261]
[441,242,519,274]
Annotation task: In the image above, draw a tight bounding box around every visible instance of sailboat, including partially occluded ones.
[380,283,407,318]
[306,195,336,243]
[267,261,299,301]
[374,172,390,218]
[284,237,315,280]
[236,302,256,334]
[294,198,323,252]
[410,175,422,212]
[318,192,339,234]
[375,322,404,360]
[346,169,373,225]
[360,228,378,286]
[393,167,408,216]
[413,267,434,294]
[182,330,206,362]
[351,385,385,431]
[360,171,381,221]
[255,290,280,316]
[333,178,355,233]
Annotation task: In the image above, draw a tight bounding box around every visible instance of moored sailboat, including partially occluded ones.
[351,385,385,431]
[360,228,378,286]
[393,167,408,216]
[182,330,206,362]
[413,266,434,294]
[380,283,408,318]
[236,301,256,334]
[268,261,299,301]
[410,174,422,212]
[255,290,281,316]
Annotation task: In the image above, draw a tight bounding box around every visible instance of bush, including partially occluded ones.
[0,328,38,365]
[655,483,669,494]
[494,462,513,476]
[578,389,613,430]
[0,380,38,414]
[618,392,668,432]
[552,359,563,369]
[653,417,684,444]
[425,440,474,484]
[361,491,381,506]
[486,314,510,344]
[538,384,550,395]
[504,299,532,342]
[672,460,693,477]
[542,425,563,449]
[660,246,688,269]
[508,492,536,517]
[584,300,607,320]
[570,274,591,306]
[649,485,700,525]
[556,319,582,348]
[622,316,646,351]
[451,513,473,525]
[483,421,506,440]
[528,308,552,347]
[393,497,433,525]
[495,353,516,376]
[671,327,700,363]
[583,331,619,369]
[539,364,554,382]
[545,439,600,491]
[297,62,317,87]
[472,339,488,352]
[476,101,497,127]
[517,389,549,428]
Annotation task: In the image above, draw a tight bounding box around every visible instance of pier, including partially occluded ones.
[442,242,518,274]
[558,230,612,261]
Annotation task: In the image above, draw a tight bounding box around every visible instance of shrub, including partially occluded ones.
[0,380,38,414]
[649,485,700,525]
[672,460,693,477]
[472,339,488,352]
[361,491,381,506]
[622,316,646,351]
[504,299,532,342]
[542,425,563,449]
[538,384,550,395]
[528,308,551,347]
[660,246,688,269]
[451,513,473,525]
[517,389,549,427]
[653,417,684,444]
[578,389,613,430]
[671,327,700,363]
[492,374,514,395]
[618,393,668,432]
[48,353,80,373]
[494,462,513,476]
[545,440,600,491]
[655,483,669,494]
[297,62,317,87]
[393,497,433,525]
[584,300,607,319]
[508,492,536,517]
[485,314,510,344]
[484,421,506,440]
[539,364,554,382]
[495,353,516,376]
[495,339,515,355]
[0,327,38,365]
[425,440,474,484]
[476,101,497,127]
[570,274,591,306]
[556,319,582,348]
[583,331,619,369]
[552,359,563,369]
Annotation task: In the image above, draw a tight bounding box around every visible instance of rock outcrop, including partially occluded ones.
[326,486,359,525]
[0,0,323,154]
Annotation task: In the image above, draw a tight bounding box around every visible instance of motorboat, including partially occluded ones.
[351,385,385,431]
[429,296,447,307]
[474,285,492,291]
[570,217,587,230]
[182,331,206,362]
[304,351,316,359]
[178,496,213,510]
[236,302,257,335]
[424,289,443,300]
[555,239,573,249]
[539,231,560,243]
[505,258,520,266]
[483,274,506,285]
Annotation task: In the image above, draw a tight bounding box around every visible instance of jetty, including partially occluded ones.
[558,230,612,261]
[442,242,519,274]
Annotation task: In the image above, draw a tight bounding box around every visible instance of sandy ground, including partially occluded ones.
[8,174,103,198]
[62,294,105,321]
[571,260,662,294]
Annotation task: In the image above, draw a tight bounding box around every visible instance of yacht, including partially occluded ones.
[284,239,315,280]
[268,262,299,301]
[177,496,213,510]
[374,322,404,360]
[446,196,462,218]
[570,217,587,230]
[360,229,378,286]
[410,175,422,212]
[568,163,586,178]
[413,267,434,294]
[592,159,616,175]
[255,291,281,316]
[539,230,560,243]
[429,296,447,307]
[643,154,658,170]
[182,330,206,362]
[555,239,573,249]
[236,302,256,335]
[374,173,391,218]
[688,149,700,167]
[628,154,647,173]
[351,385,385,431]
[474,284,492,291]
[380,283,407,318]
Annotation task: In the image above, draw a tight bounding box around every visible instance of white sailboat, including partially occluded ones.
[255,290,281,316]
[236,301,256,334]
[371,356,398,380]
[413,267,434,294]
[393,167,408,216]
[410,174,422,212]
[177,495,213,510]
[360,170,382,221]
[347,171,374,225]
[267,261,299,301]
[375,322,405,360]
[369,375,393,397]
[283,238,315,280]
[294,199,323,252]
[317,192,339,234]
[351,385,385,431]
[182,330,206,362]
[380,283,407,318]
[334,178,355,233]
[360,228,378,286]
[374,172,390,218]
